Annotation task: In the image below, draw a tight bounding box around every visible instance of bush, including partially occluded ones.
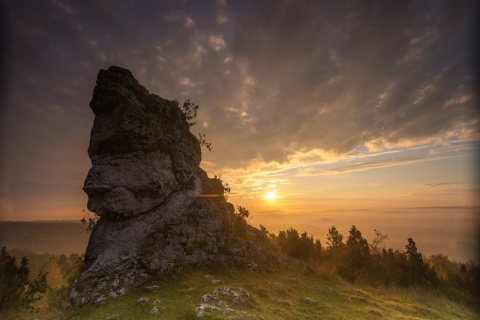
[0,247,48,311]
[177,99,213,151]
[276,228,315,261]
[233,206,250,237]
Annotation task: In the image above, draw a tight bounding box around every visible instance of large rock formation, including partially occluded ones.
[84,66,201,219]
[69,66,282,305]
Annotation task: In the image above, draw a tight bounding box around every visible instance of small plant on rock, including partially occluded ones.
[197,133,213,152]
[176,99,213,152]
[80,209,99,234]
[179,99,199,127]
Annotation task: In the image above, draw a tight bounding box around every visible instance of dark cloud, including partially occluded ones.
[1,0,478,219]
[222,0,479,166]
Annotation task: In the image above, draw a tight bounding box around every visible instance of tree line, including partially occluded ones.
[268,225,479,307]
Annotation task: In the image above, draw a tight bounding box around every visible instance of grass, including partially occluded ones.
[56,266,477,320]
[3,266,477,319]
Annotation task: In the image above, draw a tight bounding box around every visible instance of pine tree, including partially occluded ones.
[326,226,344,249]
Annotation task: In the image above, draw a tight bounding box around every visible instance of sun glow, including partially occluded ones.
[266,190,277,200]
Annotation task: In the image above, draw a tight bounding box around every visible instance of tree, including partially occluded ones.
[233,206,251,237]
[338,225,370,282]
[368,229,391,284]
[236,206,250,222]
[369,229,389,255]
[0,247,48,311]
[377,248,409,286]
[277,230,288,251]
[276,228,315,261]
[258,224,269,243]
[405,237,423,283]
[326,226,344,249]
[405,238,437,285]
[346,225,370,259]
[313,239,322,261]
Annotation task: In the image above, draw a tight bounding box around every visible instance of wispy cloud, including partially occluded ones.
[423,182,461,187]
[300,156,424,176]
[298,152,469,176]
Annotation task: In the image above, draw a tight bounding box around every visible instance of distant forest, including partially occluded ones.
[0,221,89,255]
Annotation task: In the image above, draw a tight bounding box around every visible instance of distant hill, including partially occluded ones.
[0,221,89,255]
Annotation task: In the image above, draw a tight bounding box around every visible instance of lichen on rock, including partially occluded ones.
[195,286,252,318]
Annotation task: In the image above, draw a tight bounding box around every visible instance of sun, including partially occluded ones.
[265,190,277,200]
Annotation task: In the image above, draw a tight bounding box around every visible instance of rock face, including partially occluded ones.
[84,66,200,219]
[69,66,282,306]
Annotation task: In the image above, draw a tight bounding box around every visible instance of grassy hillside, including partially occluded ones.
[33,266,475,320]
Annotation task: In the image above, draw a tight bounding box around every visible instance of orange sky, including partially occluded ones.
[220,148,479,262]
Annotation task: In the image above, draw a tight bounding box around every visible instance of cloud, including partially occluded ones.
[301,156,426,176]
[423,182,461,188]
[290,139,477,177]
[207,34,226,51]
[216,0,227,7]
[1,0,478,220]
[217,13,228,25]
[213,0,479,167]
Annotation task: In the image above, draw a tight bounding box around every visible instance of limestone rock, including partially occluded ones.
[195,286,252,318]
[69,66,285,306]
[84,66,200,219]
[150,306,159,314]
[137,297,150,304]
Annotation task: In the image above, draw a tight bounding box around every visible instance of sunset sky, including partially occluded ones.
[1,0,479,261]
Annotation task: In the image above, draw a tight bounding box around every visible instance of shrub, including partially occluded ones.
[177,99,213,151]
[233,206,250,237]
[80,209,99,234]
[0,247,48,311]
[276,228,315,261]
